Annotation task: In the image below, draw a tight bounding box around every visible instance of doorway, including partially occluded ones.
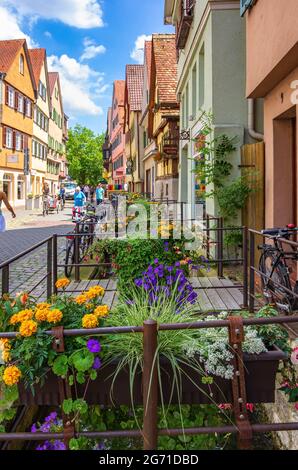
[273,107,297,226]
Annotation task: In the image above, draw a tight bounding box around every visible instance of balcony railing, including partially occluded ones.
[161,131,179,158]
[176,0,195,50]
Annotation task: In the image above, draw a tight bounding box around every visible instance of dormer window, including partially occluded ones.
[19,54,24,75]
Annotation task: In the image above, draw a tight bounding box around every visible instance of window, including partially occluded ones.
[192,64,197,117]
[8,87,14,108]
[26,99,31,118]
[34,106,38,123]
[199,45,205,108]
[18,94,24,113]
[16,132,22,151]
[143,131,147,148]
[19,54,24,75]
[39,81,47,101]
[5,128,13,148]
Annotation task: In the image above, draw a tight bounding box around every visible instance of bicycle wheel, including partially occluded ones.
[259,251,292,313]
[65,241,75,277]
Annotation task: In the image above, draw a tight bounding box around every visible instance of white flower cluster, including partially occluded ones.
[183,312,267,380]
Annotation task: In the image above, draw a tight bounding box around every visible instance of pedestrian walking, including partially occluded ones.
[59,184,66,210]
[73,186,86,221]
[0,191,16,232]
[96,183,105,206]
[83,184,90,201]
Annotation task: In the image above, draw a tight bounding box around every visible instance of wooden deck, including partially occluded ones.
[64,276,244,312]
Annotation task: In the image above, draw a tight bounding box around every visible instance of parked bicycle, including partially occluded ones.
[65,207,100,277]
[258,224,298,314]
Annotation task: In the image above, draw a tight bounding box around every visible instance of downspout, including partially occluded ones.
[248,98,264,141]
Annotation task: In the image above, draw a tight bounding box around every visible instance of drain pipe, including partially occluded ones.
[248,98,264,141]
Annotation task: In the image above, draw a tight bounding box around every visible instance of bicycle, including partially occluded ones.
[64,210,99,277]
[258,224,298,314]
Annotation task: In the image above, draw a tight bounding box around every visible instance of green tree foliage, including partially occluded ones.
[66,124,104,186]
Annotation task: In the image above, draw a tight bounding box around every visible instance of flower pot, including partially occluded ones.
[25,199,33,210]
[17,346,286,406]
[34,196,40,209]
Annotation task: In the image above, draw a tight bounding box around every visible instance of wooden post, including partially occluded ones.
[143,320,158,450]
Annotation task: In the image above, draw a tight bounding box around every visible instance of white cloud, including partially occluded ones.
[130,34,152,64]
[0,6,37,47]
[47,54,103,116]
[80,37,106,61]
[44,31,52,39]
[3,0,104,29]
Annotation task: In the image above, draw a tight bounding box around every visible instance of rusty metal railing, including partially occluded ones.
[0,315,298,450]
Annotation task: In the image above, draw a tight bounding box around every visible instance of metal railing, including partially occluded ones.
[0,315,298,449]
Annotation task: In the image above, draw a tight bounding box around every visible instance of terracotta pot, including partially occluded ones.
[18,346,286,406]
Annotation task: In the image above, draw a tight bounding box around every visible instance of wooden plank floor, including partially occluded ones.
[60,276,244,312]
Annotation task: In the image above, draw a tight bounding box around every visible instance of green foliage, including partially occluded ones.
[215,177,253,219]
[66,124,104,186]
[224,228,243,247]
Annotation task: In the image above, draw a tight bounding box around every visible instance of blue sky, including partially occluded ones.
[0,0,173,134]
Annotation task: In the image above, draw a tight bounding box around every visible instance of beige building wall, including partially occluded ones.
[47,78,64,194]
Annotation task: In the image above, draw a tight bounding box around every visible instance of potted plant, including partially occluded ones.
[34,195,40,209]
[25,193,34,210]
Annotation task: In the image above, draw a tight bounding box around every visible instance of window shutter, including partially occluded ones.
[30,101,33,118]
[14,92,18,110]
[24,135,28,150]
[5,85,9,105]
[2,126,6,148]
[12,130,16,151]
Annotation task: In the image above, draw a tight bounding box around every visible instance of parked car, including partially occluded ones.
[64,182,77,200]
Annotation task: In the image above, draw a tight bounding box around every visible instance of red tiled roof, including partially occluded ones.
[28,48,45,85]
[48,72,58,95]
[144,41,152,85]
[125,64,144,111]
[152,34,177,104]
[0,39,26,73]
[114,80,125,105]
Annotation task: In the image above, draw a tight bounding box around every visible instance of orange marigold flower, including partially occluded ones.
[19,293,29,305]
[2,350,11,363]
[86,286,105,299]
[75,294,88,305]
[82,314,98,329]
[36,303,51,310]
[94,305,110,318]
[10,309,33,325]
[0,338,11,350]
[47,309,63,324]
[19,320,38,337]
[55,278,70,290]
[3,365,22,386]
[35,308,49,322]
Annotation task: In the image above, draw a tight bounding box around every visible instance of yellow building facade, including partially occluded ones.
[0,39,36,206]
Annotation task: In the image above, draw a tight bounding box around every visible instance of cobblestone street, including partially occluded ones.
[0,204,73,298]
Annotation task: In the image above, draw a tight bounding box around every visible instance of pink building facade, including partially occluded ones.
[245,0,298,227]
[110,80,126,185]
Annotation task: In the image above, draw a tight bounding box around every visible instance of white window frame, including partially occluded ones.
[26,99,31,118]
[18,94,24,113]
[5,128,13,149]
[16,132,22,151]
[19,54,24,75]
[8,87,14,108]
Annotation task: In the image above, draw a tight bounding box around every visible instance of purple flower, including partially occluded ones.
[154,258,159,264]
[167,266,174,272]
[52,440,66,451]
[175,261,180,267]
[87,339,101,354]
[93,357,102,370]
[164,242,169,252]
[45,412,58,423]
[31,423,37,433]
[40,422,51,433]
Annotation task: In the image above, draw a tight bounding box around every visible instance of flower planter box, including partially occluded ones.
[18,346,286,407]
[34,197,40,209]
[25,199,33,210]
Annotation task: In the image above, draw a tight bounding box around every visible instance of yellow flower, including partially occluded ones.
[0,338,11,350]
[36,303,51,310]
[86,286,105,299]
[3,365,22,386]
[82,314,98,329]
[10,309,33,325]
[86,303,94,310]
[55,278,70,290]
[0,339,11,363]
[47,309,63,324]
[19,320,38,337]
[94,305,110,318]
[75,294,89,305]
[35,308,49,322]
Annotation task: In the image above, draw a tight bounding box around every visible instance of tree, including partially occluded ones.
[66,124,104,186]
